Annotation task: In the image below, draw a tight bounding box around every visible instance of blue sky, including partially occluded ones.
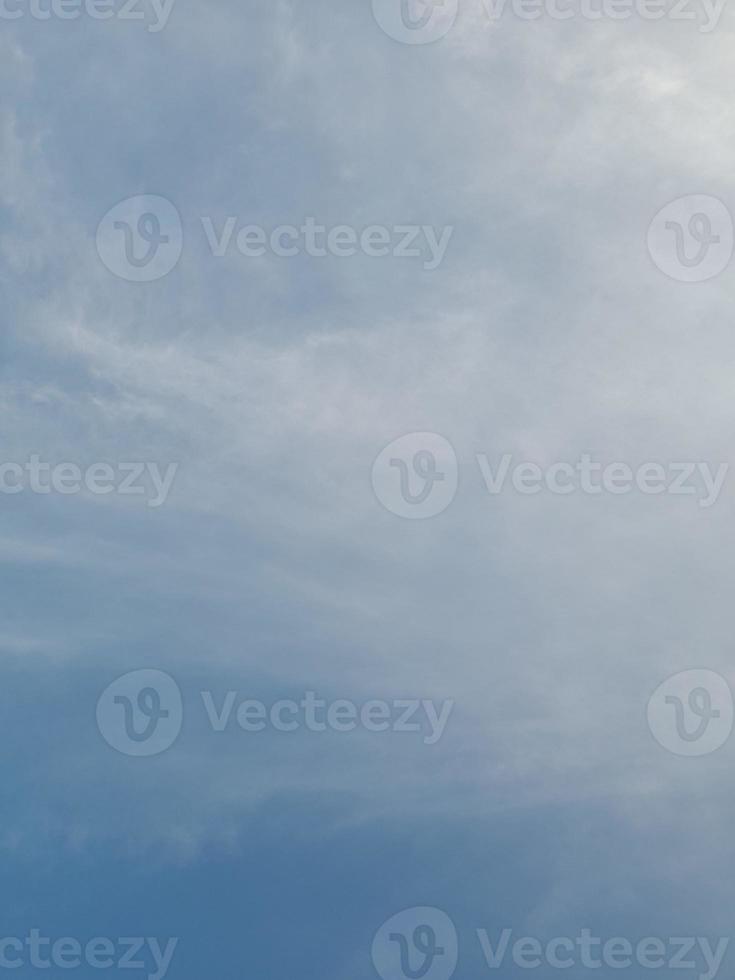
[2,0,735,977]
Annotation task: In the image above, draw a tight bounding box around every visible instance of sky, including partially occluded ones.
[2,0,735,978]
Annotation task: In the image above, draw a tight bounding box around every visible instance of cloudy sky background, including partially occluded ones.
[2,0,735,976]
